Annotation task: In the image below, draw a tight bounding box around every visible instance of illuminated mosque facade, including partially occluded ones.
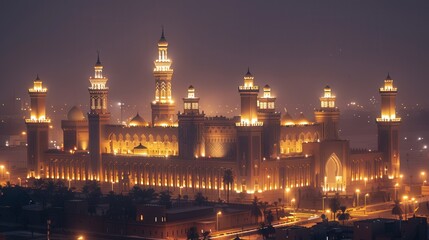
[25,30,401,200]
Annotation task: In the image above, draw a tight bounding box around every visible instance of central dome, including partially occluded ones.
[67,106,85,121]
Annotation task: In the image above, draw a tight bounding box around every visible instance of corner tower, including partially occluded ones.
[151,28,176,126]
[257,84,281,158]
[88,54,110,181]
[376,74,401,178]
[178,86,205,159]
[314,86,340,140]
[25,75,50,178]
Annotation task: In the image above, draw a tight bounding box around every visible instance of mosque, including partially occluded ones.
[25,30,401,201]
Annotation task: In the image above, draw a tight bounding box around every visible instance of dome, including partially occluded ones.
[67,106,85,121]
[129,113,147,127]
[296,112,310,125]
[281,112,294,126]
[245,67,253,78]
[158,29,168,47]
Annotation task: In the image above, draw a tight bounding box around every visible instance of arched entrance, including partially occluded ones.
[324,153,344,191]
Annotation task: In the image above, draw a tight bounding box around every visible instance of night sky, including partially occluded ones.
[1,1,429,120]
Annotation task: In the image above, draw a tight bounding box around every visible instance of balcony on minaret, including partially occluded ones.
[183,85,200,115]
[257,84,276,112]
[376,74,401,122]
[320,85,336,109]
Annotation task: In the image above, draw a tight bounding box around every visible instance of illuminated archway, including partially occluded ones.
[324,153,344,191]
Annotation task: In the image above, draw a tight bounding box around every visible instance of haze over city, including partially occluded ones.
[1,1,429,240]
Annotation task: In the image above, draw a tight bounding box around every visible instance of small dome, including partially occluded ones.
[188,85,194,90]
[245,67,253,78]
[264,84,270,89]
[134,143,148,150]
[296,112,310,125]
[129,113,147,127]
[158,29,168,47]
[325,85,330,89]
[67,106,85,121]
[281,112,294,126]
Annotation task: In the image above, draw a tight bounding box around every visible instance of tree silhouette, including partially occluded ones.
[222,169,234,203]
[82,181,102,215]
[392,200,403,220]
[159,190,172,209]
[329,194,341,220]
[194,192,208,206]
[187,226,199,240]
[250,196,262,223]
[337,206,350,225]
[266,210,274,225]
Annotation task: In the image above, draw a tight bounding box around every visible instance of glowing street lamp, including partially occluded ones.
[355,189,360,207]
[394,183,399,200]
[285,187,290,206]
[111,181,115,192]
[403,195,409,220]
[326,209,331,221]
[364,193,369,214]
[77,236,84,240]
[216,211,222,231]
[421,171,426,186]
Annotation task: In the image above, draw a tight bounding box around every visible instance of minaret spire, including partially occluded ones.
[96,50,101,65]
[36,74,40,80]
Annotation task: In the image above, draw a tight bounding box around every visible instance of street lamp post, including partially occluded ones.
[421,171,426,186]
[322,196,326,211]
[68,178,71,190]
[291,198,296,211]
[394,183,399,200]
[403,195,409,220]
[111,181,114,192]
[118,102,125,125]
[0,165,4,179]
[364,194,369,214]
[18,177,21,186]
[216,211,222,231]
[356,189,360,207]
[285,187,290,207]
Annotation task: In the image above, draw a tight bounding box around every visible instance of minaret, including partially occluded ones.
[88,53,109,115]
[314,85,340,140]
[151,28,176,126]
[376,74,401,178]
[238,68,260,125]
[25,75,50,178]
[236,69,263,192]
[87,53,110,181]
[178,86,205,159]
[183,85,200,115]
[257,84,281,159]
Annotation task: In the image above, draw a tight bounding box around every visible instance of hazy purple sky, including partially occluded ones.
[1,1,428,120]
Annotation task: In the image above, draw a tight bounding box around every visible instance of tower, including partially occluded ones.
[25,75,50,178]
[178,86,205,159]
[257,84,280,158]
[151,28,176,126]
[314,86,340,140]
[236,69,263,192]
[376,74,401,178]
[88,53,110,181]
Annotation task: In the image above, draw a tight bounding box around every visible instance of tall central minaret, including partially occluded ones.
[26,75,50,178]
[88,53,110,181]
[151,28,176,126]
[376,74,401,178]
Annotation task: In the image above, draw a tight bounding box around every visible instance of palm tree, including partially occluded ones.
[392,200,403,220]
[337,206,350,225]
[222,169,234,203]
[329,194,341,220]
[250,196,262,223]
[266,210,274,225]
